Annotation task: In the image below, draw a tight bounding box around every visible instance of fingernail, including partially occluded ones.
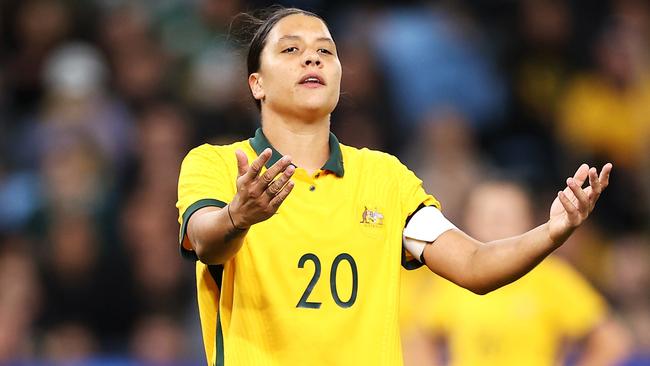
[566,178,572,185]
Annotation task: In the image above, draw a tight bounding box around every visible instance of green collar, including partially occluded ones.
[249,128,344,177]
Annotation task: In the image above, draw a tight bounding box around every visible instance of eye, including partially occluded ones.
[282,47,298,53]
[318,48,332,55]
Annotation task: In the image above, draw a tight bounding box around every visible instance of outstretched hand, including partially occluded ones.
[228,148,295,230]
[548,163,612,244]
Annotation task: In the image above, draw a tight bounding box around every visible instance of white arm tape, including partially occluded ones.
[402,206,457,262]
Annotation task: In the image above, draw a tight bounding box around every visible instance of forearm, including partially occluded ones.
[423,164,612,294]
[467,222,562,294]
[187,206,248,265]
[424,222,564,295]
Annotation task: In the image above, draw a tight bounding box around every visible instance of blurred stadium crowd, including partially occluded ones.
[0,0,649,364]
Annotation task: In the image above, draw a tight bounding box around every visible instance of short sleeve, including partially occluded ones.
[395,158,440,221]
[391,156,441,270]
[176,144,235,260]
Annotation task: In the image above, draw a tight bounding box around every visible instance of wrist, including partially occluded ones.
[227,204,249,231]
[546,221,573,247]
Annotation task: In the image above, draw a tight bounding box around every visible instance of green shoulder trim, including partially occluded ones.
[207,264,225,366]
[179,198,227,261]
[216,309,225,366]
[249,128,344,176]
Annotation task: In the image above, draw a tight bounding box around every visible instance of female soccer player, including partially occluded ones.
[176,7,612,366]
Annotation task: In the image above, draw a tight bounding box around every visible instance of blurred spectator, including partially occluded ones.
[154,0,241,60]
[36,210,133,353]
[405,109,484,224]
[557,17,650,171]
[553,221,612,291]
[486,0,571,187]
[0,169,41,232]
[3,35,136,355]
[611,0,650,42]
[130,314,188,364]
[607,234,650,363]
[0,238,40,363]
[132,102,192,196]
[111,41,170,107]
[181,40,257,143]
[119,102,194,359]
[42,323,97,363]
[513,0,573,122]
[172,0,258,144]
[11,42,134,171]
[3,0,71,116]
[120,186,192,317]
[331,35,395,152]
[38,133,108,214]
[556,15,650,231]
[98,3,152,56]
[400,180,631,366]
[369,2,506,140]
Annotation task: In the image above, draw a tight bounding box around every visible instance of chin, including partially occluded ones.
[296,98,337,118]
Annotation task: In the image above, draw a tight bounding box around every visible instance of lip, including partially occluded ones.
[298,73,326,86]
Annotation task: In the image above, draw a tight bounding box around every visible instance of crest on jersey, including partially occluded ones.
[360,206,384,226]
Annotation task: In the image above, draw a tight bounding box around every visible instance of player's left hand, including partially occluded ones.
[548,163,612,244]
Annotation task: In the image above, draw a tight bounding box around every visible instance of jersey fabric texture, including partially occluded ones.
[402,255,606,366]
[176,128,440,366]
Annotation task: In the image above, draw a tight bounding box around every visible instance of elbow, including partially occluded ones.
[194,239,239,265]
[459,283,495,296]
[458,275,499,295]
[194,243,213,264]
[460,247,508,295]
[466,284,494,296]
[457,259,497,295]
[192,240,211,263]
[191,238,221,265]
[195,243,227,265]
[428,270,497,295]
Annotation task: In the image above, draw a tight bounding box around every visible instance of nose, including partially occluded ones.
[303,51,321,67]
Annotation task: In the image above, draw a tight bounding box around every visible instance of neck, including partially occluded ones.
[261,108,331,175]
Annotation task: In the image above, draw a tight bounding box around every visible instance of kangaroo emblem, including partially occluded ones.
[361,206,384,225]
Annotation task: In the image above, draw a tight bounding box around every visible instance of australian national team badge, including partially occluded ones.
[360,206,384,226]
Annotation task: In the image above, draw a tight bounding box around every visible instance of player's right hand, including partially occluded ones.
[228,148,295,229]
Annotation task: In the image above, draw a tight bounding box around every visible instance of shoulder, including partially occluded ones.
[340,144,407,172]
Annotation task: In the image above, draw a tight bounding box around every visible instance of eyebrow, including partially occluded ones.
[278,35,335,44]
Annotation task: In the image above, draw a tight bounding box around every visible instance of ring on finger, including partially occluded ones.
[265,186,279,197]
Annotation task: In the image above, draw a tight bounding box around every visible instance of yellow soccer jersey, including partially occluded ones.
[408,256,606,366]
[177,129,439,366]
